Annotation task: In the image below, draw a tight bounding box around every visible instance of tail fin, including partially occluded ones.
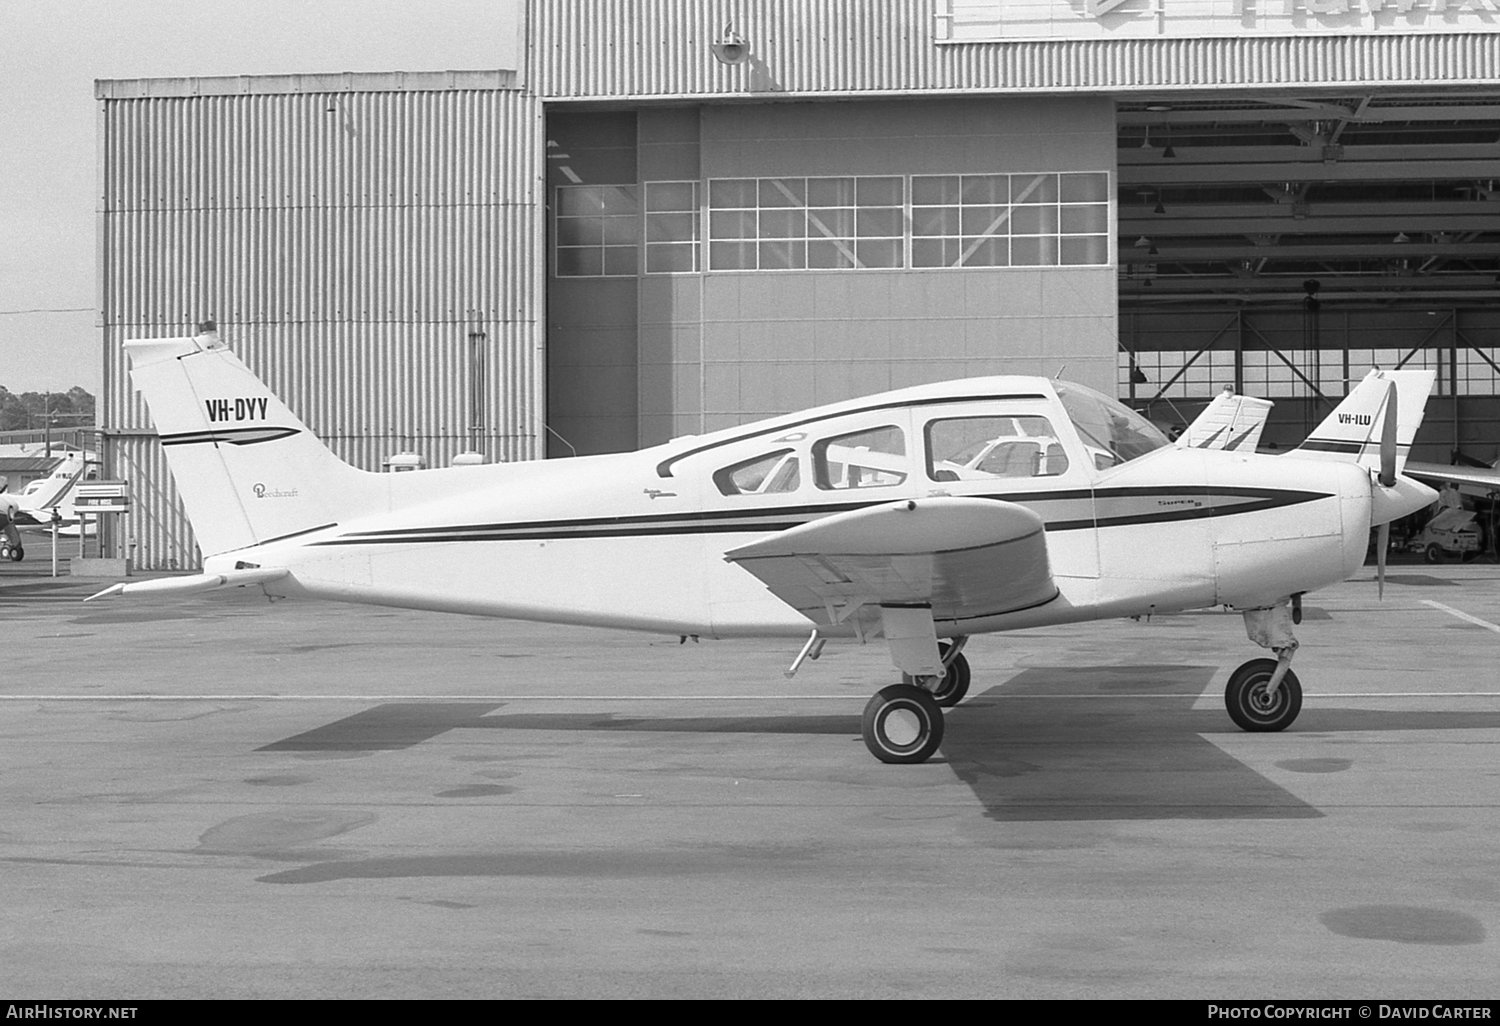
[127,330,373,557]
[1293,368,1436,475]
[1179,387,1273,452]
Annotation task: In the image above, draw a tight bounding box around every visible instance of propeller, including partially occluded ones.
[1379,379,1398,488]
[1376,380,1398,598]
[1377,521,1389,599]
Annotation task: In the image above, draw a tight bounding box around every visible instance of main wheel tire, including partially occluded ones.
[1425,543,1445,564]
[5,544,21,562]
[1225,658,1302,733]
[931,646,971,707]
[862,684,945,764]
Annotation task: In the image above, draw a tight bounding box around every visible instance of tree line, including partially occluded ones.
[0,387,95,432]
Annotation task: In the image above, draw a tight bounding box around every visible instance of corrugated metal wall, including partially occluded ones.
[99,75,541,569]
[530,0,1500,98]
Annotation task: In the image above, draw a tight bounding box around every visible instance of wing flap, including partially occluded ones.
[725,497,1056,625]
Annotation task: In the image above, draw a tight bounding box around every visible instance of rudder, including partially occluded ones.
[127,330,373,557]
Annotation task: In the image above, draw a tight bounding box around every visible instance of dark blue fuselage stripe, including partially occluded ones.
[306,487,1330,547]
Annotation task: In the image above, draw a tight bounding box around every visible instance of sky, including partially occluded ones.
[0,0,520,396]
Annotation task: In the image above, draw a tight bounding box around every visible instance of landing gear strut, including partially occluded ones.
[902,638,970,707]
[1227,602,1303,732]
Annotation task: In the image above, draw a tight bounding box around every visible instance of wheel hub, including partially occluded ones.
[881,707,923,747]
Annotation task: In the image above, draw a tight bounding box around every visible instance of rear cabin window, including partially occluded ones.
[813,425,907,490]
[714,449,801,496]
[927,415,1070,481]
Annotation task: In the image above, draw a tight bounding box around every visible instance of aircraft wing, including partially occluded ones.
[724,496,1056,627]
[1404,461,1500,495]
[1179,389,1273,452]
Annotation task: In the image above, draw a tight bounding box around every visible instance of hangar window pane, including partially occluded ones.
[912,207,959,237]
[647,244,696,274]
[711,210,756,240]
[912,176,960,206]
[648,212,696,244]
[760,240,806,270]
[1012,174,1059,205]
[1060,236,1108,266]
[710,240,756,270]
[856,239,902,269]
[761,178,806,207]
[960,206,1009,235]
[1010,205,1058,236]
[1061,205,1107,235]
[859,177,903,206]
[712,179,757,207]
[961,175,1008,204]
[807,177,856,207]
[961,237,1008,267]
[555,184,639,278]
[644,181,700,274]
[760,209,807,239]
[1011,236,1058,266]
[808,239,856,269]
[813,425,907,490]
[648,181,696,211]
[1060,173,1109,204]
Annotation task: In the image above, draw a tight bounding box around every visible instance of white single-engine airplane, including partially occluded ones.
[93,328,1439,764]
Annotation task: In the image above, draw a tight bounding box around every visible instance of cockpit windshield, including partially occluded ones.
[1053,381,1170,469]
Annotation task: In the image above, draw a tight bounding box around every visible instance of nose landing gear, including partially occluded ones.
[1228,601,1303,732]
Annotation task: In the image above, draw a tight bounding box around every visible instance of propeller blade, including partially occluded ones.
[1379,379,1398,488]
[1377,521,1389,600]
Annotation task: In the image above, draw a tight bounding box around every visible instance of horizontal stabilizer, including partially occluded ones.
[724,496,1056,627]
[86,567,289,602]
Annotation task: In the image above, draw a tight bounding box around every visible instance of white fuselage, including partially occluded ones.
[207,388,1377,641]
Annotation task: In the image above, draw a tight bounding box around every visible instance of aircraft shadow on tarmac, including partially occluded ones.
[257,665,1500,823]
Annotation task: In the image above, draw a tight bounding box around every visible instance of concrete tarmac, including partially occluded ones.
[1,564,1498,999]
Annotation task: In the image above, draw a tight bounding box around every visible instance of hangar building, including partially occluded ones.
[96,0,1500,569]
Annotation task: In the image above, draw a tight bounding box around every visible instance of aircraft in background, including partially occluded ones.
[1178,386,1274,454]
[91,329,1437,764]
[0,450,91,560]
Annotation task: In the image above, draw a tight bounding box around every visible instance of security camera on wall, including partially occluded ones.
[711,27,750,66]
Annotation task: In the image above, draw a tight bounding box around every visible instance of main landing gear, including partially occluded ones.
[1226,601,1303,733]
[864,635,969,764]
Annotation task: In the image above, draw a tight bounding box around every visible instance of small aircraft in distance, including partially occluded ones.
[93,329,1438,764]
[0,450,91,560]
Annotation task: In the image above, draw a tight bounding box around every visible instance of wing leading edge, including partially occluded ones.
[724,496,1057,629]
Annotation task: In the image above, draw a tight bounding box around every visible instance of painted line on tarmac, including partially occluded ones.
[4,692,1500,702]
[1422,599,1500,635]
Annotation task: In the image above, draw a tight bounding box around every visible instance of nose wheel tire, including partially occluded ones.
[931,646,970,707]
[2,544,21,562]
[1225,658,1302,733]
[862,684,945,764]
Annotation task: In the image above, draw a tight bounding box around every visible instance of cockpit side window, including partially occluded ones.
[927,415,1069,481]
[713,448,801,496]
[813,425,907,490]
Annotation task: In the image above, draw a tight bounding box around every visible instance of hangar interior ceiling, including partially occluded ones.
[1117,91,1500,307]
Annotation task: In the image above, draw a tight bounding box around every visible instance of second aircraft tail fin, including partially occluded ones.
[1293,368,1436,476]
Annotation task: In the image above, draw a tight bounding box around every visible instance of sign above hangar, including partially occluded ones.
[937,0,1500,41]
